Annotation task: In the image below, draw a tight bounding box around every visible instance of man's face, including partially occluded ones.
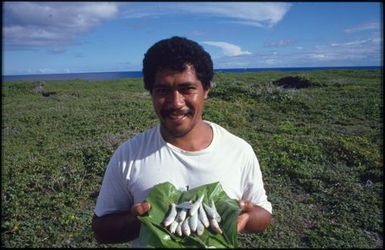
[151,65,209,139]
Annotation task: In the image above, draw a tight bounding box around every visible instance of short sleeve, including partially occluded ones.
[241,145,272,214]
[94,145,133,217]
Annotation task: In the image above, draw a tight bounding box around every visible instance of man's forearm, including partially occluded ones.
[238,201,272,233]
[244,206,272,233]
[92,211,141,244]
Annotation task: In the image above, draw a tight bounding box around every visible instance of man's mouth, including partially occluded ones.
[162,109,193,120]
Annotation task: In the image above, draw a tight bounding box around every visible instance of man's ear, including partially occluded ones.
[204,87,210,100]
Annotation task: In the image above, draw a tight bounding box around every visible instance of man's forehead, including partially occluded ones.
[155,66,198,83]
[157,64,195,74]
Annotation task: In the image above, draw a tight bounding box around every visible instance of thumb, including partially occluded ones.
[237,212,249,233]
[239,200,254,213]
[131,202,151,216]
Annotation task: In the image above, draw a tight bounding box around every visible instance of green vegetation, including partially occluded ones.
[138,182,241,248]
[2,69,383,248]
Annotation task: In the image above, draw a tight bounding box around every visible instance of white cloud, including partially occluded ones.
[309,53,327,60]
[202,41,252,56]
[48,47,66,54]
[122,2,291,28]
[295,38,381,65]
[344,21,380,33]
[176,2,291,28]
[3,2,119,49]
[331,38,381,48]
[265,39,294,48]
[36,68,53,74]
[210,35,382,69]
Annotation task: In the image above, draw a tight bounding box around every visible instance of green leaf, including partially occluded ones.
[137,182,241,248]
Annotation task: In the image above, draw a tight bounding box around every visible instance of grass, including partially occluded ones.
[2,69,383,248]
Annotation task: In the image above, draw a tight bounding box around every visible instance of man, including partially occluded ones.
[92,36,272,246]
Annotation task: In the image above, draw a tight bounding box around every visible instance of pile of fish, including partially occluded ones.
[162,194,223,236]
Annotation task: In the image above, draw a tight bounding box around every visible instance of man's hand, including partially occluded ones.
[237,200,271,234]
[131,202,152,216]
[92,202,152,244]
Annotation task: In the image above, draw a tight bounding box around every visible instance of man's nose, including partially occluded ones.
[167,90,185,108]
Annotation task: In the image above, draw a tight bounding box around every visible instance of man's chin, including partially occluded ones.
[160,123,190,139]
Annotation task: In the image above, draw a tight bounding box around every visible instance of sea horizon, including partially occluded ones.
[2,65,382,82]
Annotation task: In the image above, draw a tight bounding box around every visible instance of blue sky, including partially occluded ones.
[2,2,383,75]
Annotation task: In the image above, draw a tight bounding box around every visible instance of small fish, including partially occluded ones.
[189,194,205,216]
[169,220,179,234]
[203,202,216,219]
[182,217,191,236]
[196,219,205,236]
[211,199,222,223]
[176,221,183,236]
[189,210,198,232]
[176,208,187,222]
[163,203,177,227]
[209,218,223,234]
[175,200,192,210]
[198,203,210,228]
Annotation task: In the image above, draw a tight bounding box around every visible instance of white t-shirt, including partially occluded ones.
[94,120,272,217]
[95,121,272,217]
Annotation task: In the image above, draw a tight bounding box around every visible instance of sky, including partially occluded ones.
[2,1,383,75]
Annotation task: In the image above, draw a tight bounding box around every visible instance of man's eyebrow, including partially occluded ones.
[178,82,197,87]
[154,82,197,87]
[153,82,168,88]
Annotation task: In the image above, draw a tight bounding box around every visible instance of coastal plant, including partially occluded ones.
[2,69,383,248]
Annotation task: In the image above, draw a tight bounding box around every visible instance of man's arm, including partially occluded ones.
[92,202,151,244]
[237,200,272,233]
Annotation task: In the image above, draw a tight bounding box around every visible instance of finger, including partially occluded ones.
[239,200,254,213]
[237,213,249,233]
[131,202,151,216]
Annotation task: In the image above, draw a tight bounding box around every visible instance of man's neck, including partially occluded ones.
[161,121,213,152]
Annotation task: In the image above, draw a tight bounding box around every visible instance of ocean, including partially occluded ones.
[2,66,381,82]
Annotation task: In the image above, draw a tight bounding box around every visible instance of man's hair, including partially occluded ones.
[142,36,213,92]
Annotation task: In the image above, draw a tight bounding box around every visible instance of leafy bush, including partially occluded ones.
[2,69,383,248]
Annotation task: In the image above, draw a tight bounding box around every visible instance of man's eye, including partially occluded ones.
[179,86,196,94]
[155,88,170,94]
